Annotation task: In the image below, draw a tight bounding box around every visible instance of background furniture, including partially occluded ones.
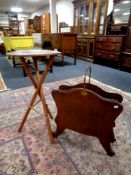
[120,13,131,71]
[106,0,131,71]
[72,0,108,61]
[77,35,95,61]
[94,35,125,68]
[2,36,34,72]
[106,0,130,35]
[42,33,77,65]
[40,13,51,33]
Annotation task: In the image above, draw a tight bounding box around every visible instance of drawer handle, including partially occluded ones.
[112,38,116,42]
[97,53,101,55]
[110,54,114,58]
[112,46,115,50]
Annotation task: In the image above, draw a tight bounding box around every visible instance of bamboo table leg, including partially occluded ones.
[18,56,54,143]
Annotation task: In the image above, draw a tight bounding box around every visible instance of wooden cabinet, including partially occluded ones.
[73,0,108,35]
[94,35,125,68]
[72,0,108,60]
[77,35,95,60]
[121,14,131,71]
[42,33,77,65]
[40,13,51,33]
[33,16,41,32]
[125,14,131,53]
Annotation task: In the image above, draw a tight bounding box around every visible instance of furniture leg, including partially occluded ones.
[74,52,76,65]
[62,53,64,66]
[18,57,54,143]
[33,58,54,143]
[99,138,115,156]
[12,57,16,68]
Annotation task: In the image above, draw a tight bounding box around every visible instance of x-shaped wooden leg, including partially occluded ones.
[18,56,54,143]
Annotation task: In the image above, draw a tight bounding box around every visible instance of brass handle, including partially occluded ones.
[81,66,91,96]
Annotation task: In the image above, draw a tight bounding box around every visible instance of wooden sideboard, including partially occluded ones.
[94,35,126,68]
[77,35,95,61]
[42,33,77,65]
[120,14,131,71]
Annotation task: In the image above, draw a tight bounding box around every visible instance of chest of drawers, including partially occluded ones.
[94,35,125,68]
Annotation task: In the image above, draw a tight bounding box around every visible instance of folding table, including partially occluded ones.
[7,49,61,143]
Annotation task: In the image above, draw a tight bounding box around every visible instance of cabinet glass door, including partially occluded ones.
[83,4,89,34]
[74,8,79,32]
[91,2,97,34]
[79,5,84,33]
[98,0,106,34]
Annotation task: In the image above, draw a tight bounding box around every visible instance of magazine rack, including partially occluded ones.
[52,67,123,156]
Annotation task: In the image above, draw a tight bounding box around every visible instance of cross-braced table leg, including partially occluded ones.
[18,56,54,143]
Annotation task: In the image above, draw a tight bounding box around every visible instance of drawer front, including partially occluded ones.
[95,37,107,42]
[107,53,120,61]
[103,44,121,52]
[95,43,103,50]
[77,39,88,44]
[107,37,123,43]
[94,50,107,59]
[94,50,120,61]
[95,43,121,52]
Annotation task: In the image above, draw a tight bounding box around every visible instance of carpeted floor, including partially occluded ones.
[0,76,131,175]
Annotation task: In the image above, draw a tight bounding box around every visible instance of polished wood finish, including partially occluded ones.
[42,33,77,65]
[72,0,108,60]
[7,49,61,144]
[40,13,51,33]
[77,35,95,60]
[125,14,131,53]
[94,35,125,68]
[72,0,108,35]
[52,83,123,156]
[120,14,131,71]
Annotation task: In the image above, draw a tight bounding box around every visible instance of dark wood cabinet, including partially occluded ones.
[125,14,131,53]
[94,35,125,68]
[72,0,108,60]
[42,33,77,65]
[121,13,131,71]
[77,35,95,61]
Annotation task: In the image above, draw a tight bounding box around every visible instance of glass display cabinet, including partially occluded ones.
[72,0,108,60]
[73,0,108,35]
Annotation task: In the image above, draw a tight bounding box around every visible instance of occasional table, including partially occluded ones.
[7,49,61,143]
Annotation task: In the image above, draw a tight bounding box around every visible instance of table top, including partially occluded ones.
[7,49,61,57]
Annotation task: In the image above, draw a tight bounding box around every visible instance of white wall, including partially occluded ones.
[56,0,73,26]
[29,5,49,19]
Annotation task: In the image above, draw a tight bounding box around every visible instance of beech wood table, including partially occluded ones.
[7,49,61,143]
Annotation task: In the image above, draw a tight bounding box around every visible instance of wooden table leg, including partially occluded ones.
[20,57,53,119]
[18,57,54,143]
[33,57,54,143]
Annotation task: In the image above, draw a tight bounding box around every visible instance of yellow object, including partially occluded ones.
[2,36,34,69]
[2,36,34,52]
[2,37,12,52]
[9,36,34,50]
